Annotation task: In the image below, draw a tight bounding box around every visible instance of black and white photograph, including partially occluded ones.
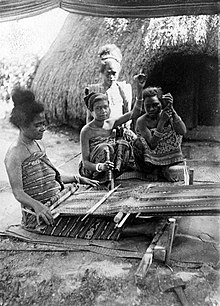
[0,1,219,305]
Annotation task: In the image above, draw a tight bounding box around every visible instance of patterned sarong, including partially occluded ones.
[133,125,183,172]
[21,151,124,240]
[79,135,134,183]
[22,152,63,204]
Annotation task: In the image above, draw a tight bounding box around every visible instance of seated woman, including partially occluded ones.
[133,84,187,182]
[79,79,144,184]
[4,87,99,233]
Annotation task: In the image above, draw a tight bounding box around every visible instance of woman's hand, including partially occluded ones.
[162,93,173,108]
[160,107,173,124]
[79,176,100,187]
[98,161,114,172]
[34,203,54,226]
[134,73,146,92]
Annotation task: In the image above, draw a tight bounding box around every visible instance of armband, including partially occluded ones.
[154,130,163,138]
[96,163,102,172]
[136,97,144,102]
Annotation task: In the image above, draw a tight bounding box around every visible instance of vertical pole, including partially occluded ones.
[189,168,194,185]
[106,148,114,190]
[165,217,176,266]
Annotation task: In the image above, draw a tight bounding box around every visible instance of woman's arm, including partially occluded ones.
[59,169,99,187]
[162,93,186,136]
[136,109,171,150]
[4,148,54,225]
[113,97,143,129]
[172,111,187,135]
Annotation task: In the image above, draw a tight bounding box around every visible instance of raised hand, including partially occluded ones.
[134,73,146,89]
[161,93,173,109]
[160,107,173,124]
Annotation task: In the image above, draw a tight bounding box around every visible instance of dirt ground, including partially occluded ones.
[0,117,220,306]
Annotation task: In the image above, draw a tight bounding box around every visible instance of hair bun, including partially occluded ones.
[98,44,122,64]
[84,92,95,109]
[11,87,35,107]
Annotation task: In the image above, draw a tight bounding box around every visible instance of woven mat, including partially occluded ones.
[3,225,152,259]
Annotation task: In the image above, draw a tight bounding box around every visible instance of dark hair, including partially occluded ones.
[143,87,163,101]
[84,92,108,111]
[10,87,44,128]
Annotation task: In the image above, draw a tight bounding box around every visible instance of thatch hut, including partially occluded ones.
[32,13,219,131]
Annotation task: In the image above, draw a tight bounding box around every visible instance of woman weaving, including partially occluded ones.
[4,87,98,230]
[5,87,158,240]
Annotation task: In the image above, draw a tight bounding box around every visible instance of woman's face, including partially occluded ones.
[22,112,46,140]
[102,60,121,87]
[144,96,162,118]
[91,99,110,121]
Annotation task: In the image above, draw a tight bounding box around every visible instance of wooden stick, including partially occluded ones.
[165,218,176,266]
[116,212,131,228]
[81,184,121,221]
[183,159,189,185]
[106,148,114,190]
[135,220,168,281]
[50,184,78,212]
[22,184,78,220]
[22,208,59,219]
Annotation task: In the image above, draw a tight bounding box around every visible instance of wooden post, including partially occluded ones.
[165,218,176,266]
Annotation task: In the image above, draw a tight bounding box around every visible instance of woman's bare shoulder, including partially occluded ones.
[137,114,147,124]
[80,123,94,138]
[4,142,27,166]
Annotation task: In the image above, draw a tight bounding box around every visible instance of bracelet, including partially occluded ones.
[154,130,163,138]
[136,97,144,102]
[96,163,102,172]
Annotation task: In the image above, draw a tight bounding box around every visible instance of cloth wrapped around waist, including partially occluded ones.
[134,125,183,167]
[79,136,134,183]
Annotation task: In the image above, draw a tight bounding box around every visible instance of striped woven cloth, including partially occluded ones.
[22,151,63,204]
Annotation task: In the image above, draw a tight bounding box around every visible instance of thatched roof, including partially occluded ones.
[32,14,218,129]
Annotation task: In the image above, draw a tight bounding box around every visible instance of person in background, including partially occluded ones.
[4,87,98,231]
[133,79,187,182]
[86,44,132,124]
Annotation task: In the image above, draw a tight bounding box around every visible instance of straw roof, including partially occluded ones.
[32,13,218,129]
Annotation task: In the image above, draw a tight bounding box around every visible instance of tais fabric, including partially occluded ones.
[40,215,122,240]
[21,151,124,240]
[79,134,134,183]
[133,124,183,171]
[22,152,63,204]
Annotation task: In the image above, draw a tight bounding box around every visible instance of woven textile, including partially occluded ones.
[79,136,133,183]
[133,124,183,169]
[22,151,63,204]
[38,215,123,240]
